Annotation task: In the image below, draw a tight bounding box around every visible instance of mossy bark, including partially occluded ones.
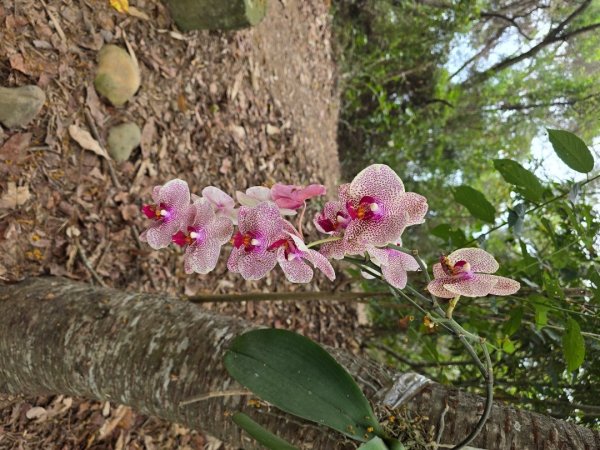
[164,0,267,31]
[0,278,598,449]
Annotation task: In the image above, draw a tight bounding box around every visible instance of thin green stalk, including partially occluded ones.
[306,236,342,248]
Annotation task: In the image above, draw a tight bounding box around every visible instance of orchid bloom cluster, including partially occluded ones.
[140,164,519,299]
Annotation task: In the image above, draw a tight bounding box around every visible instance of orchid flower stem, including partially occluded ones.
[297,202,307,238]
[447,296,460,319]
[306,236,342,249]
[348,246,494,449]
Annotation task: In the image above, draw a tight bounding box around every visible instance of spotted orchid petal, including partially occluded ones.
[175,199,233,275]
[367,246,419,289]
[227,202,285,281]
[348,164,405,209]
[140,179,191,249]
[274,222,336,283]
[447,248,499,273]
[427,247,519,298]
[202,186,238,224]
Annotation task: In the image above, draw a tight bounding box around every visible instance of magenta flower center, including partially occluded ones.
[172,227,207,248]
[347,196,384,221]
[317,209,351,233]
[440,256,474,280]
[231,231,264,252]
[268,238,303,261]
[142,203,173,222]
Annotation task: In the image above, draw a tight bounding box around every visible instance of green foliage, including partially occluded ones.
[332,0,600,426]
[562,317,586,372]
[493,159,545,203]
[452,185,496,223]
[232,413,299,450]
[224,329,383,442]
[547,129,595,173]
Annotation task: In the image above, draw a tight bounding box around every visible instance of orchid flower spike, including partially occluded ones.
[140,179,191,249]
[227,202,285,280]
[202,186,238,224]
[172,199,233,274]
[269,222,335,283]
[271,183,326,210]
[427,248,520,298]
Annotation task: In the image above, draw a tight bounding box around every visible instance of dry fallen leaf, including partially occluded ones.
[25,406,47,420]
[68,125,111,160]
[109,0,129,13]
[0,132,31,162]
[128,6,150,20]
[0,182,31,209]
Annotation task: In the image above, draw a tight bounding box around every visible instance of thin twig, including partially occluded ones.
[40,0,67,44]
[75,238,107,288]
[180,389,251,406]
[84,109,122,190]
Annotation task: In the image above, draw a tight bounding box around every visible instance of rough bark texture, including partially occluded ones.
[1,278,599,449]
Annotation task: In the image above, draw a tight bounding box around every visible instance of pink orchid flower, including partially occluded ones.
[367,246,419,289]
[227,202,285,280]
[340,164,428,255]
[314,200,351,260]
[268,222,335,283]
[236,186,297,216]
[202,186,238,224]
[140,179,190,249]
[271,183,326,210]
[172,199,233,274]
[427,248,520,298]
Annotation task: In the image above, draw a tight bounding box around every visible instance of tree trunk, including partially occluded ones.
[0,278,598,449]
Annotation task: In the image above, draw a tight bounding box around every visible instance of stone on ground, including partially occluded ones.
[0,85,46,128]
[107,122,141,162]
[94,45,141,107]
[165,0,267,31]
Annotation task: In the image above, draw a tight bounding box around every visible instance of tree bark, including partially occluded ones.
[1,278,599,449]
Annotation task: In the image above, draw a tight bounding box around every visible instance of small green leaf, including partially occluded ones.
[543,272,564,300]
[358,437,390,450]
[562,317,585,372]
[503,307,523,336]
[232,413,299,450]
[493,159,544,202]
[430,223,467,247]
[452,185,496,223]
[547,129,595,173]
[531,295,551,330]
[502,337,515,354]
[224,329,382,442]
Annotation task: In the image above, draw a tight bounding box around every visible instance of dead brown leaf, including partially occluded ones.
[68,124,111,160]
[0,182,31,209]
[0,133,31,162]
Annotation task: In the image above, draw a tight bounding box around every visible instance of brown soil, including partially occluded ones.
[0,0,362,448]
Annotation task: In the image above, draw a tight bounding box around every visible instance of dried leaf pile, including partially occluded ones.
[0,0,364,448]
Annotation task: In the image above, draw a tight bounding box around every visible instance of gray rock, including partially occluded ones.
[94,45,141,107]
[107,122,141,162]
[0,85,46,128]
